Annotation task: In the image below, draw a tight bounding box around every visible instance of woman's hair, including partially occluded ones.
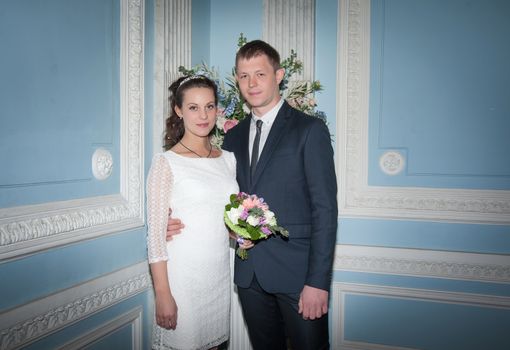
[163,75,218,150]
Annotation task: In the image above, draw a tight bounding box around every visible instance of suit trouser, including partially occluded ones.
[237,276,329,350]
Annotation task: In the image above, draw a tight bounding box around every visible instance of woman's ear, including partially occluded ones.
[174,106,182,119]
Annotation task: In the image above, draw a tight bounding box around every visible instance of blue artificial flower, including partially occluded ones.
[224,96,238,116]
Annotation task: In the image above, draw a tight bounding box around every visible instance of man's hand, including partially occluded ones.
[166,209,184,241]
[298,285,329,320]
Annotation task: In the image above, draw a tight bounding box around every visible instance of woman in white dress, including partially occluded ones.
[146,75,250,350]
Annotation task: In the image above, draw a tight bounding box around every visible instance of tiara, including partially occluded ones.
[178,74,207,89]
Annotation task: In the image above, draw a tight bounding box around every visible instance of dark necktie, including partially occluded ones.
[250,119,263,179]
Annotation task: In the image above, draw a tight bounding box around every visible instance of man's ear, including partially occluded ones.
[276,68,285,84]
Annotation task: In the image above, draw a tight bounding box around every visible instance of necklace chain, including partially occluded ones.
[179,141,212,158]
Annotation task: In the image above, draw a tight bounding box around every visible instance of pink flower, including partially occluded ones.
[242,196,261,209]
[223,119,239,133]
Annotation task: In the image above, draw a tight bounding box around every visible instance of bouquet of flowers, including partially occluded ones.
[224,192,288,259]
[178,33,326,147]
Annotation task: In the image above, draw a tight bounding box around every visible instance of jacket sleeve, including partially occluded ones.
[303,120,338,291]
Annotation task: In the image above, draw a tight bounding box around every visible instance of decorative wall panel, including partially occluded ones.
[0,0,145,260]
[336,0,510,224]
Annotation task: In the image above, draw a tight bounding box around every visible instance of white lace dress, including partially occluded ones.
[147,150,239,350]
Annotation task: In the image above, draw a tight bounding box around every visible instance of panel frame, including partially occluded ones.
[336,0,510,224]
[0,0,145,261]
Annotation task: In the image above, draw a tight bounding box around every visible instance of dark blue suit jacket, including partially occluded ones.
[223,101,338,294]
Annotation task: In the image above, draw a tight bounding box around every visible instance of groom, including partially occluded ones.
[169,40,337,349]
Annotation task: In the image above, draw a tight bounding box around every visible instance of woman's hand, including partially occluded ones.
[155,292,178,330]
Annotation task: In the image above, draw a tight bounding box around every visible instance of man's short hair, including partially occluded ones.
[235,40,281,72]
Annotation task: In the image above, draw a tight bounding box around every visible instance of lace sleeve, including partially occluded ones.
[146,153,173,264]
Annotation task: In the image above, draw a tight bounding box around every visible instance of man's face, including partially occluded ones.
[236,54,284,116]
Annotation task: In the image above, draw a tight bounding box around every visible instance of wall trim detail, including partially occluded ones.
[335,0,510,224]
[0,262,150,350]
[334,244,510,283]
[263,0,316,82]
[153,0,191,154]
[332,282,510,349]
[92,148,114,180]
[58,307,142,350]
[0,0,145,260]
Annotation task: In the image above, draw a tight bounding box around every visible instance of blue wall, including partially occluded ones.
[191,1,510,349]
[0,0,120,207]
[368,0,510,190]
[0,0,154,348]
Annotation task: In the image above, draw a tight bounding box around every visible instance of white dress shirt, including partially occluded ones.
[248,98,285,160]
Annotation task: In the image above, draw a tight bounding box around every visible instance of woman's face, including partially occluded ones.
[175,87,217,138]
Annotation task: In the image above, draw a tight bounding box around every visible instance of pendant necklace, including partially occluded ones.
[179,141,212,158]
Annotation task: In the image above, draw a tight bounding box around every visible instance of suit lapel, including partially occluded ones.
[251,102,290,188]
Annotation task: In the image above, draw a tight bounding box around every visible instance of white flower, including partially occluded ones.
[242,103,251,114]
[227,207,243,225]
[216,113,227,129]
[264,210,277,226]
[246,215,259,227]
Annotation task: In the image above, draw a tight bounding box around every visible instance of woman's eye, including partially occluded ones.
[207,105,215,110]
[189,106,197,111]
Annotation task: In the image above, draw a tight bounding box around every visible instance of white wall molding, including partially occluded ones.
[336,0,510,224]
[0,0,145,261]
[0,262,150,350]
[263,0,315,82]
[332,282,510,349]
[334,244,510,283]
[153,0,191,154]
[58,307,142,350]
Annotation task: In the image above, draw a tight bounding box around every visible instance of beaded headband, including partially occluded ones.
[177,74,208,89]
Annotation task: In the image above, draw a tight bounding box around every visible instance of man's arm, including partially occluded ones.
[300,119,338,319]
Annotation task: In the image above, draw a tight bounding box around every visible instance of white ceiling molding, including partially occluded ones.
[0,0,145,260]
[153,0,191,153]
[336,0,510,224]
[263,0,315,82]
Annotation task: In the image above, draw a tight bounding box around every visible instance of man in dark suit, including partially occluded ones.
[222,40,338,350]
[167,40,337,349]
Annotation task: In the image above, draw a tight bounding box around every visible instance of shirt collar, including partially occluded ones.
[251,98,284,126]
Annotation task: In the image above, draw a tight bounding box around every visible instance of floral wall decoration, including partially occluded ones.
[178,34,327,147]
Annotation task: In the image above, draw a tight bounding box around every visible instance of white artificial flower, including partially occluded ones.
[246,215,259,227]
[264,210,277,226]
[227,207,243,225]
[216,114,226,129]
[242,103,251,114]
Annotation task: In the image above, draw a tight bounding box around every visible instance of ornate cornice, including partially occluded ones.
[334,244,510,283]
[336,0,510,224]
[0,264,150,350]
[0,0,145,260]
